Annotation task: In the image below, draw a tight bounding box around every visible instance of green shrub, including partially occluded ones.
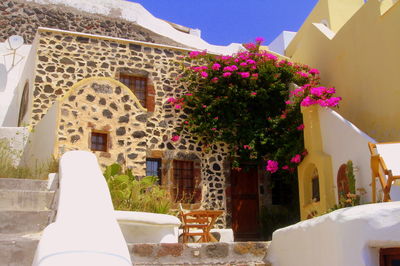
[104,163,172,214]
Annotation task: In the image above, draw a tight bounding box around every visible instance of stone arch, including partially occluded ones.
[18,81,30,126]
[56,77,148,175]
[60,77,147,112]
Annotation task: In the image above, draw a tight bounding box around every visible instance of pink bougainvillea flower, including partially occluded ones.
[326,87,336,94]
[243,43,257,50]
[296,71,309,78]
[211,127,217,131]
[167,97,177,103]
[266,54,278,61]
[240,62,248,66]
[223,72,232,77]
[212,63,221,70]
[251,92,257,96]
[202,105,207,108]
[239,72,250,78]
[297,124,305,131]
[309,68,320,75]
[301,96,316,107]
[255,37,265,44]
[282,165,289,170]
[243,145,252,150]
[223,65,238,72]
[290,154,301,164]
[211,77,219,83]
[285,100,292,105]
[175,104,182,109]
[200,71,208,78]
[221,55,232,60]
[247,59,256,65]
[171,135,180,142]
[310,86,326,97]
[189,51,201,58]
[266,160,279,173]
[230,65,238,71]
[326,97,342,107]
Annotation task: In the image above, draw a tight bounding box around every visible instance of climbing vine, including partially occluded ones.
[168,38,341,176]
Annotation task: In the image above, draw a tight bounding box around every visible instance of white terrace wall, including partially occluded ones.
[298,105,379,219]
[319,107,376,203]
[21,101,58,168]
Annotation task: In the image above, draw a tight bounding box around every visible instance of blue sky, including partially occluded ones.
[129,0,318,46]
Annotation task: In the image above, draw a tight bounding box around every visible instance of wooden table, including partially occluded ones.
[179,210,223,243]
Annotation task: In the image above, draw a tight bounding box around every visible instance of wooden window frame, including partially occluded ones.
[380,248,400,266]
[146,158,162,185]
[90,131,109,152]
[18,82,29,127]
[173,160,195,203]
[119,73,147,108]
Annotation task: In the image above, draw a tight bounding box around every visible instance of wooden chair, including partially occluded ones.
[369,142,400,202]
[179,205,222,243]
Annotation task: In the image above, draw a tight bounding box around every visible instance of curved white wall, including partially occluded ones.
[268,202,400,266]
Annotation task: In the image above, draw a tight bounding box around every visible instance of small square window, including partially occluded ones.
[119,74,147,107]
[146,158,162,185]
[91,132,108,152]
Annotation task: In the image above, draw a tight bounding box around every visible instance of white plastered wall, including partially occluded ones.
[318,106,376,203]
[268,202,400,266]
[0,42,32,126]
[21,101,59,167]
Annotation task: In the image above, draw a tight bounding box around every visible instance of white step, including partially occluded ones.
[0,190,55,211]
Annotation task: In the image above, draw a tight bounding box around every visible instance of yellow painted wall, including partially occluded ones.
[298,106,335,220]
[286,0,363,56]
[288,0,400,142]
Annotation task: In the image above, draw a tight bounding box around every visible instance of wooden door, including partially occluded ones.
[231,165,260,240]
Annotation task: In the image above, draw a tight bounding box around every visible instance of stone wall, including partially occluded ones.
[129,242,271,265]
[0,0,186,47]
[34,29,229,226]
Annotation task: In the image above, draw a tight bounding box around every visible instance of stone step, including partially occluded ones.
[0,178,49,191]
[0,233,40,266]
[0,190,55,211]
[0,210,52,234]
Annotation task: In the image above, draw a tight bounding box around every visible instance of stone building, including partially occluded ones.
[0,0,268,240]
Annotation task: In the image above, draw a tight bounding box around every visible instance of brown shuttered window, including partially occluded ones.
[119,74,147,107]
[173,160,194,202]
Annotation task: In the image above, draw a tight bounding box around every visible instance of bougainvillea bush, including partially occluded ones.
[168,38,341,177]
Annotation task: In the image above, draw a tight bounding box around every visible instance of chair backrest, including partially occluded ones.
[375,143,400,176]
